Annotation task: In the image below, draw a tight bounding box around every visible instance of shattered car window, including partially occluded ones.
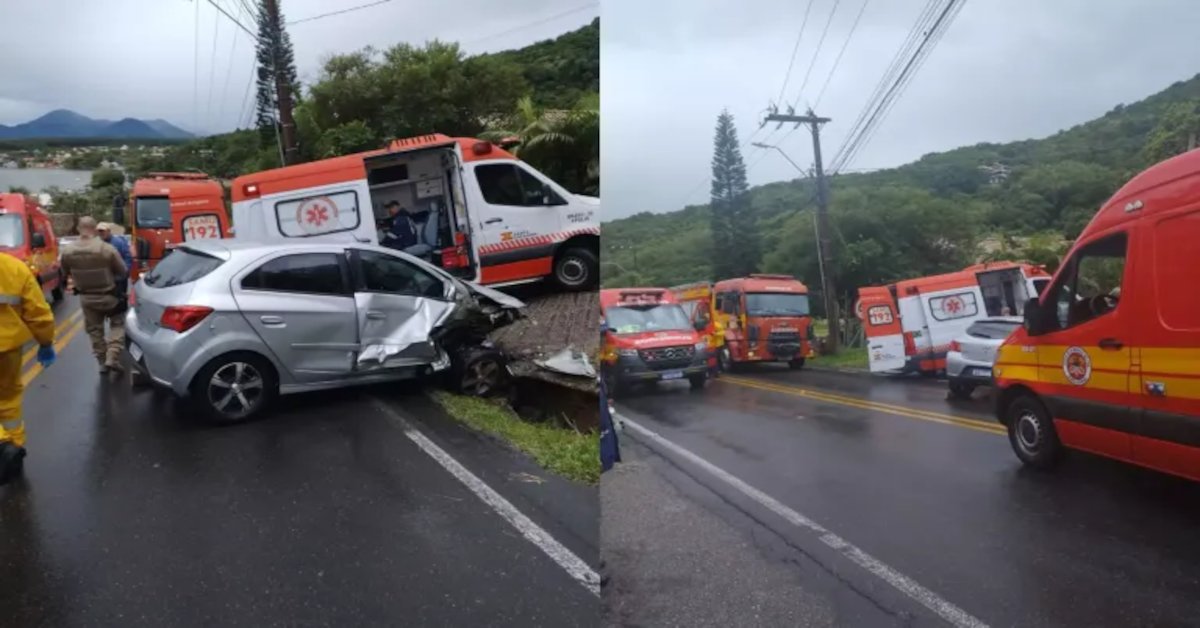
[358,250,445,298]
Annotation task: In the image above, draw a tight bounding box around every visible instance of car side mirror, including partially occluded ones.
[30,232,46,249]
[694,319,707,332]
[1023,298,1045,336]
[112,194,127,225]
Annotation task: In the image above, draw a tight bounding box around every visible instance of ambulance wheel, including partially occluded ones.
[688,374,707,391]
[190,352,279,424]
[553,247,598,291]
[788,358,806,370]
[1005,394,1063,470]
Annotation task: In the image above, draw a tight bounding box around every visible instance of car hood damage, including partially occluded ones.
[356,279,525,369]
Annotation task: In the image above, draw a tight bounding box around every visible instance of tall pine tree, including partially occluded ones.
[709,110,760,279]
[254,0,299,150]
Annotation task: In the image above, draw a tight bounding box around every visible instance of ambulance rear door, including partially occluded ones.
[919,285,983,355]
[860,288,906,372]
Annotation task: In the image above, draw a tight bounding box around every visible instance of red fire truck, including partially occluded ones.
[712,274,814,371]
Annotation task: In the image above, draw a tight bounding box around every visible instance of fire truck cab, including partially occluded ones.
[994,148,1200,481]
[0,193,64,302]
[230,134,600,291]
[670,281,724,375]
[112,172,231,280]
[712,274,814,371]
[600,288,709,394]
[858,262,1050,375]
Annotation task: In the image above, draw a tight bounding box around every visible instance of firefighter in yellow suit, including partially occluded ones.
[0,251,56,485]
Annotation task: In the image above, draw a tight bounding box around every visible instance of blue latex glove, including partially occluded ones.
[36,345,56,368]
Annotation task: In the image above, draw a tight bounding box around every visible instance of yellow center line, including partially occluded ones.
[21,308,83,371]
[21,317,86,387]
[719,375,1007,436]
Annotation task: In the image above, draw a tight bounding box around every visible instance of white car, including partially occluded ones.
[945,317,1021,399]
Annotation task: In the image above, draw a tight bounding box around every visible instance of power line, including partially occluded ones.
[814,0,870,109]
[775,0,818,107]
[288,0,392,25]
[791,0,842,108]
[206,0,257,38]
[219,3,242,131]
[205,5,221,132]
[193,0,200,134]
[465,3,597,46]
[832,0,965,173]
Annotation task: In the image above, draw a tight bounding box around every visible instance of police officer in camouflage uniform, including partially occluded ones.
[61,216,128,374]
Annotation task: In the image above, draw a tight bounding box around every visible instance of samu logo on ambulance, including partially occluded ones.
[1062,346,1092,386]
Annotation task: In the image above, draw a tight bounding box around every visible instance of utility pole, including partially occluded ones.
[263,0,299,165]
[763,109,840,353]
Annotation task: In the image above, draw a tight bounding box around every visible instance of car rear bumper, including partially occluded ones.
[124,309,193,396]
[946,350,994,383]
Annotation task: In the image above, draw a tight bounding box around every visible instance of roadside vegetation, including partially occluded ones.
[432,391,600,485]
[810,351,868,371]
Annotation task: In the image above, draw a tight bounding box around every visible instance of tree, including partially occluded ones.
[254,0,299,150]
[90,168,125,190]
[1142,100,1200,165]
[709,110,758,278]
[483,92,599,194]
[6,186,30,194]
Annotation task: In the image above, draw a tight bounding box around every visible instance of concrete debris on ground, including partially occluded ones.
[488,288,599,393]
[536,348,597,378]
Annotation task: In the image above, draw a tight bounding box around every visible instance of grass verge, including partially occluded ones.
[811,349,868,370]
[431,391,600,485]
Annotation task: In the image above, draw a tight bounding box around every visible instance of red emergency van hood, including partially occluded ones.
[609,329,700,350]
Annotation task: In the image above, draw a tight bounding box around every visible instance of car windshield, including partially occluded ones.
[136,196,173,229]
[606,304,692,335]
[966,320,1020,340]
[144,247,224,288]
[745,292,810,316]
[0,214,24,248]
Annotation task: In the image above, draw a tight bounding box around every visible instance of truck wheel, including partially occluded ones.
[948,380,976,400]
[788,358,806,370]
[190,352,278,424]
[553,247,598,291]
[688,374,707,391]
[1005,394,1063,470]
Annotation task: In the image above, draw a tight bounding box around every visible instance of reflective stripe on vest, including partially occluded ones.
[0,293,20,306]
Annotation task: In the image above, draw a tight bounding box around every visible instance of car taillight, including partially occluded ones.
[161,305,213,332]
[949,340,960,353]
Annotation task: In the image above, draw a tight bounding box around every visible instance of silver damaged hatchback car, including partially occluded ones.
[125,240,524,423]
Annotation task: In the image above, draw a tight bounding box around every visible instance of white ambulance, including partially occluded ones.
[230,134,600,290]
[856,261,1052,375]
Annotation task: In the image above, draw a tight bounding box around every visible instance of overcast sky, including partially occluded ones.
[603,0,1200,219]
[0,0,598,134]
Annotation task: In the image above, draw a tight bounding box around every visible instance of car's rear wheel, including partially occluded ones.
[1005,394,1063,469]
[191,353,278,424]
[553,246,598,291]
[948,379,976,400]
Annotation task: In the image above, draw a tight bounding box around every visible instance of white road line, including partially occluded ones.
[616,410,989,628]
[372,398,601,597]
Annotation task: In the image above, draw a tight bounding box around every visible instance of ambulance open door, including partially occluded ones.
[859,288,906,372]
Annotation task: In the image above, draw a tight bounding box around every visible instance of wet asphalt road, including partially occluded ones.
[614,364,1200,628]
[3,297,598,627]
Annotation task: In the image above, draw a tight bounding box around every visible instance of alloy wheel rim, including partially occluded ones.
[208,362,264,419]
[462,360,500,396]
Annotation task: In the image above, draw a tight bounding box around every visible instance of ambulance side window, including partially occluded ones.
[475,164,565,207]
[1050,232,1127,330]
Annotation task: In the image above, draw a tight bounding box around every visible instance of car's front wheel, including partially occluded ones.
[1005,394,1063,469]
[191,353,278,424]
[688,373,707,391]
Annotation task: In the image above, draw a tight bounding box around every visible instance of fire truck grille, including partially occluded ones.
[639,345,695,369]
[767,331,802,357]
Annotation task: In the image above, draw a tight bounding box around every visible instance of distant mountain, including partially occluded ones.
[0,109,194,140]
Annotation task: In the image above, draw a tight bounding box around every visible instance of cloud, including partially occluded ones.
[601,0,1200,219]
[0,0,598,134]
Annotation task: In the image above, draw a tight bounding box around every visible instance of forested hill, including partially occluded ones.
[482,17,599,109]
[601,73,1200,301]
